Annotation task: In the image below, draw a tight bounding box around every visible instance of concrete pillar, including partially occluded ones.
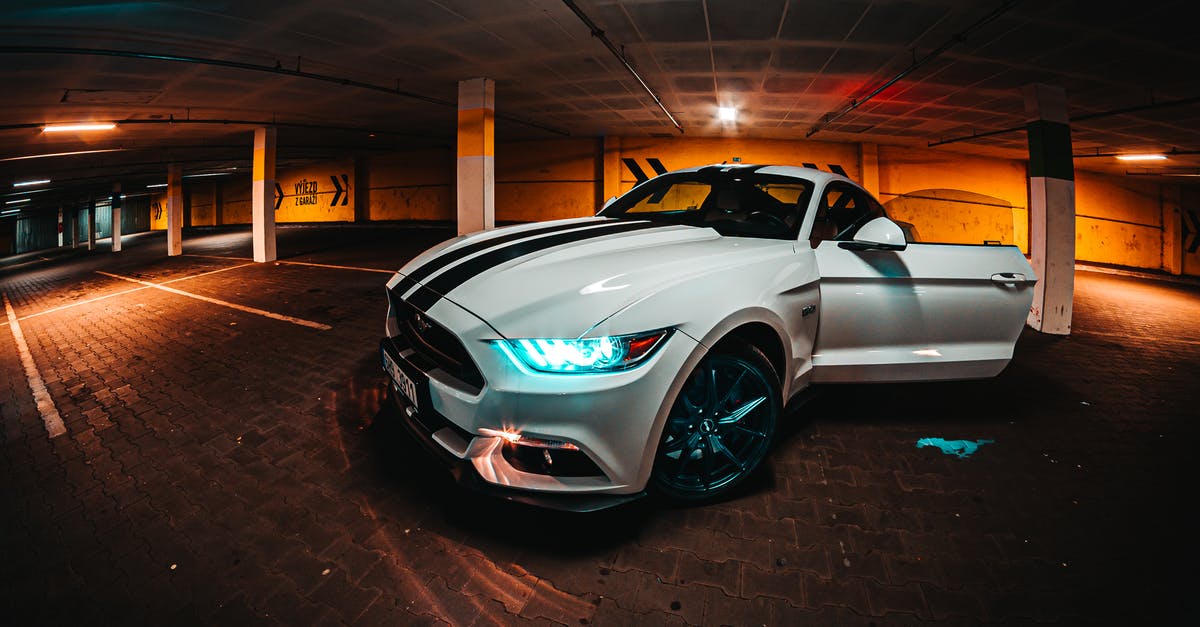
[87,197,96,251]
[252,127,277,262]
[167,164,183,256]
[69,208,77,248]
[456,77,495,235]
[110,183,122,252]
[354,156,370,223]
[602,136,622,208]
[1024,84,1075,335]
[858,143,880,197]
[57,207,64,247]
[213,181,224,226]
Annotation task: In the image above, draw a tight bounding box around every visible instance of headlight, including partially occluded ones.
[496,329,672,373]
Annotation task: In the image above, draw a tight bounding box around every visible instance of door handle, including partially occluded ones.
[990,272,1025,284]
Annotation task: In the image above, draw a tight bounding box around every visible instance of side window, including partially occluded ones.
[810,183,887,247]
[625,181,709,213]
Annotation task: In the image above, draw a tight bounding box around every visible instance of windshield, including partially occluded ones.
[598,169,815,240]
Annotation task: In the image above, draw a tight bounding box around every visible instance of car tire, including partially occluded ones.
[650,343,780,502]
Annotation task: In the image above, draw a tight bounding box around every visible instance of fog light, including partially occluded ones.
[479,428,579,450]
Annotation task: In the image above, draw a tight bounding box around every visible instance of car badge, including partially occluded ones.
[413,312,433,333]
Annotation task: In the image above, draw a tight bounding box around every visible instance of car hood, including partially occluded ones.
[399,218,785,339]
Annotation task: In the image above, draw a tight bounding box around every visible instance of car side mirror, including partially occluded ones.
[599,196,617,214]
[837,217,907,251]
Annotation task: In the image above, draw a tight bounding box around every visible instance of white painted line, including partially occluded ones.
[96,270,332,331]
[276,260,395,274]
[3,292,66,438]
[186,253,394,274]
[6,262,255,324]
[183,254,254,261]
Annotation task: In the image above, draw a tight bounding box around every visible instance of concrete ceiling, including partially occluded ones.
[2,0,1199,210]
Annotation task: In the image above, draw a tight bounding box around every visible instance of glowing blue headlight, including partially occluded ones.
[497,329,672,373]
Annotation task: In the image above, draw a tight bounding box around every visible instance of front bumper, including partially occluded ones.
[378,360,645,512]
[379,298,700,502]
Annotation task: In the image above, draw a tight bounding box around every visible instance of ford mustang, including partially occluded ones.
[380,164,1035,510]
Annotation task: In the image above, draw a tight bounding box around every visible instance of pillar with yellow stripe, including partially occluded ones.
[166,164,183,256]
[252,127,277,262]
[457,78,495,235]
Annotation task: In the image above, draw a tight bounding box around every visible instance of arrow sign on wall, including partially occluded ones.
[1184,209,1200,254]
[330,174,349,207]
[274,182,283,211]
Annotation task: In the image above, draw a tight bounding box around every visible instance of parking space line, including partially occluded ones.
[96,270,332,331]
[3,292,66,438]
[2,263,256,326]
[276,260,395,274]
[184,254,394,274]
[184,254,253,261]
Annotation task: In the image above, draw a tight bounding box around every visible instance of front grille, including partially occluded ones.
[389,288,485,391]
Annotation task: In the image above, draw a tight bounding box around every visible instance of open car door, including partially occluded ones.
[809,182,1036,383]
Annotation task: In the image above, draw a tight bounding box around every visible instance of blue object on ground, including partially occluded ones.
[916,438,995,459]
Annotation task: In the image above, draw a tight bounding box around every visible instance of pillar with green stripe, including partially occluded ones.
[1024,84,1075,335]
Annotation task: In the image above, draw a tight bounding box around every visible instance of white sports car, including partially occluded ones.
[381,164,1035,510]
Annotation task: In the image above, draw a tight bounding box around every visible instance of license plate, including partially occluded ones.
[382,349,419,411]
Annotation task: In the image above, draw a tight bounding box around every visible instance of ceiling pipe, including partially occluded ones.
[561,0,684,134]
[806,0,1022,138]
[928,94,1200,147]
[1073,148,1200,158]
[0,45,568,137]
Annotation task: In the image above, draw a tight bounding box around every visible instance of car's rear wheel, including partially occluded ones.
[651,344,779,502]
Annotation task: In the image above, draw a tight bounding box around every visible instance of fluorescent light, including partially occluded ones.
[14,179,50,187]
[718,107,737,122]
[1115,154,1167,161]
[1,209,20,216]
[0,148,125,162]
[5,198,31,205]
[42,122,117,133]
[183,172,232,178]
[146,183,167,188]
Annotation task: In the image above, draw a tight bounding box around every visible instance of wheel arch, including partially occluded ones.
[713,321,786,383]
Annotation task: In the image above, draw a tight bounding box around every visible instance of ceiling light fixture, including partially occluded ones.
[14,179,50,187]
[183,172,232,178]
[42,122,117,133]
[1,209,21,216]
[718,107,737,122]
[5,198,31,205]
[146,183,167,188]
[1115,154,1167,161]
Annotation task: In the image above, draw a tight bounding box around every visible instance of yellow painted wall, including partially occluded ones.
[142,134,1187,275]
[274,161,355,223]
[221,179,251,225]
[613,136,861,199]
[1176,185,1200,276]
[149,192,167,230]
[1073,171,1163,269]
[189,183,217,227]
[876,145,1029,250]
[497,139,598,222]
[368,150,454,221]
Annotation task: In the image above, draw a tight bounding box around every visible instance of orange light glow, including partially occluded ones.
[1114,154,1166,161]
[42,122,117,133]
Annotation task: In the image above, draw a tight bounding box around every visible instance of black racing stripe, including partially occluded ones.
[400,220,609,290]
[408,220,666,311]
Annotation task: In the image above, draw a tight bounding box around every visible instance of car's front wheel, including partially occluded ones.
[651,344,779,502]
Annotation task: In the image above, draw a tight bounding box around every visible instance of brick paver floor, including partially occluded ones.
[2,226,1197,625]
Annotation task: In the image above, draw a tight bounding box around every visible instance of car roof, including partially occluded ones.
[667,163,854,187]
